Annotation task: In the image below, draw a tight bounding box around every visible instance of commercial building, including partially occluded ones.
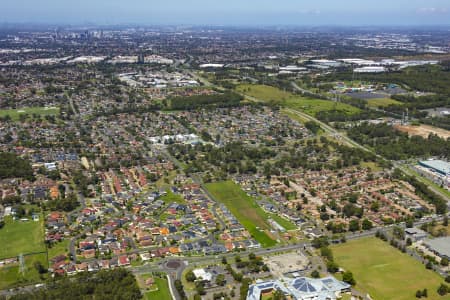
[247,276,351,300]
[419,160,450,176]
[423,237,450,260]
[354,66,386,73]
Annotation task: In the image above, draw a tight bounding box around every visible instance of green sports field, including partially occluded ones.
[205,181,277,247]
[236,84,360,117]
[0,216,46,259]
[0,106,59,121]
[332,237,444,300]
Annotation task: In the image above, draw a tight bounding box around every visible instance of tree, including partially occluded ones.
[441,257,449,267]
[443,216,448,227]
[348,220,360,232]
[342,271,356,285]
[326,261,339,273]
[312,237,329,249]
[216,274,226,286]
[320,247,333,261]
[311,270,320,278]
[221,257,227,264]
[445,275,450,283]
[406,238,413,246]
[437,283,448,296]
[362,219,373,230]
[426,261,433,270]
[186,270,196,282]
[416,290,423,298]
[422,288,428,297]
[34,261,47,274]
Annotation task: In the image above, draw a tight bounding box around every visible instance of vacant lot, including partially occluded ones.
[144,277,171,300]
[0,106,60,121]
[332,237,444,300]
[366,98,403,108]
[205,181,277,247]
[0,253,48,290]
[0,216,45,259]
[236,84,360,117]
[394,124,450,139]
[160,190,186,204]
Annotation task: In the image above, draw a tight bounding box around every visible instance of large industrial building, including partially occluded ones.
[419,160,450,176]
[423,237,450,260]
[247,276,351,300]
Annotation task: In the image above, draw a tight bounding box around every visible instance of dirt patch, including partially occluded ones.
[394,124,450,139]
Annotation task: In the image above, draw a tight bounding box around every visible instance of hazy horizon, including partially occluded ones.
[2,0,450,26]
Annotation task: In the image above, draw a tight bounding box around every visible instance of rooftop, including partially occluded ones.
[419,160,450,175]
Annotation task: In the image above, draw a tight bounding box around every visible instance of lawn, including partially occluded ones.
[47,239,70,260]
[332,237,444,300]
[160,190,186,204]
[0,106,60,121]
[205,181,277,247]
[0,216,46,259]
[366,98,403,108]
[236,84,360,117]
[144,277,172,300]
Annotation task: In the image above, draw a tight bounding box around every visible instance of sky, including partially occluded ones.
[2,0,450,26]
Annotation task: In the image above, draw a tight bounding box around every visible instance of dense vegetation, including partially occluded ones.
[169,92,243,110]
[0,152,34,181]
[7,269,141,300]
[316,110,383,123]
[322,64,450,96]
[348,123,450,160]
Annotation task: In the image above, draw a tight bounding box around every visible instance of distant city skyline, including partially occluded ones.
[2,0,450,26]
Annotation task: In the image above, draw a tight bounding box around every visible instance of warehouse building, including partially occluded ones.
[419,160,450,176]
[423,237,450,260]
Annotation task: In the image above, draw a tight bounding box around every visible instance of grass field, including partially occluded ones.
[0,253,48,290]
[332,237,444,300]
[144,277,172,300]
[268,214,297,231]
[236,84,360,117]
[47,239,70,260]
[205,181,277,247]
[0,106,60,121]
[160,191,186,204]
[366,98,403,108]
[0,216,45,259]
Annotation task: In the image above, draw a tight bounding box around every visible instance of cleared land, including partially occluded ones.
[366,98,403,108]
[0,216,45,258]
[0,106,60,121]
[332,237,444,300]
[205,181,277,247]
[394,124,450,139]
[236,84,360,117]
